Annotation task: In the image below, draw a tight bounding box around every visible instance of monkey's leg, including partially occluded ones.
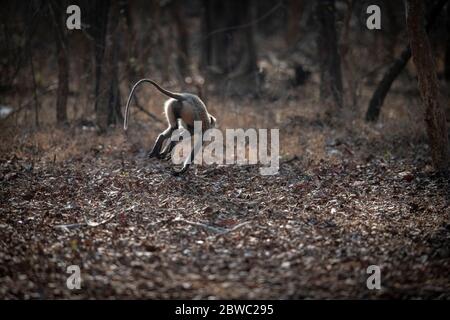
[161,125,187,160]
[149,99,179,159]
[159,140,177,160]
[148,127,175,159]
[172,136,203,175]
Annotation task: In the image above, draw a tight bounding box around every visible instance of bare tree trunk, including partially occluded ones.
[316,0,343,111]
[94,0,123,133]
[228,0,258,78]
[285,0,303,46]
[29,46,39,128]
[93,0,110,133]
[340,0,357,108]
[169,0,190,80]
[123,0,136,81]
[365,0,448,122]
[201,0,231,75]
[445,3,450,82]
[56,35,69,124]
[243,0,258,76]
[384,0,402,57]
[50,0,69,125]
[365,47,412,122]
[407,0,449,172]
[200,0,209,72]
[109,13,123,127]
[201,0,257,77]
[147,0,170,82]
[25,4,39,127]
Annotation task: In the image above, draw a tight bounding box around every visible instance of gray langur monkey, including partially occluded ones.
[124,79,216,175]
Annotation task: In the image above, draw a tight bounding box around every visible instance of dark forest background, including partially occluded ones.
[1,1,449,157]
[0,0,449,299]
[1,0,449,170]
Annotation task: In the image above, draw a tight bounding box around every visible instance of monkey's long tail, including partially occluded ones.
[124,79,185,131]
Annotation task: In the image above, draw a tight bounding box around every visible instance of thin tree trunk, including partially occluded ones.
[109,20,123,126]
[50,0,69,124]
[200,0,211,72]
[365,47,412,122]
[26,4,39,127]
[123,0,136,81]
[316,0,343,111]
[445,3,450,82]
[242,0,258,75]
[169,0,190,80]
[93,1,108,109]
[148,0,170,82]
[94,0,123,133]
[384,0,401,57]
[285,0,303,46]
[201,0,256,76]
[122,1,161,124]
[56,42,69,124]
[407,0,449,172]
[340,0,357,108]
[201,0,231,75]
[94,0,110,133]
[365,0,448,122]
[227,0,258,79]
[29,48,39,128]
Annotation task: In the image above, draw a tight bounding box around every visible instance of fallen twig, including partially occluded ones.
[53,222,87,231]
[84,213,117,227]
[173,217,251,238]
[213,221,251,239]
[174,217,225,234]
[54,212,117,231]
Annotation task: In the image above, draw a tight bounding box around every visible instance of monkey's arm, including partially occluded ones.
[159,140,177,160]
[148,126,176,159]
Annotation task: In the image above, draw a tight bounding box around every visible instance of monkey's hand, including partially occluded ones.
[147,150,159,159]
[162,153,172,161]
[171,165,189,176]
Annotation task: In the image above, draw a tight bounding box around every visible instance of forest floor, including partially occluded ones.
[0,108,449,299]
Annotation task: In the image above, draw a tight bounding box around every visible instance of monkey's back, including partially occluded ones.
[179,94,211,131]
